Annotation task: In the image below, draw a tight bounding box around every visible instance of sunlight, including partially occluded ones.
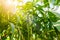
[6,0,12,5]
[0,0,32,14]
[4,0,28,14]
[23,0,32,3]
[23,0,28,3]
[5,0,18,14]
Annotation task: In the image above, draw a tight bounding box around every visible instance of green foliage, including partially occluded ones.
[0,0,60,40]
[48,11,58,22]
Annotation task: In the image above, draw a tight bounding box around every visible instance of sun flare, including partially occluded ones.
[0,0,31,14]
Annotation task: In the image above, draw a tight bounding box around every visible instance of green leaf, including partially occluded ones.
[10,23,15,33]
[48,11,58,22]
[43,0,49,7]
[55,26,60,31]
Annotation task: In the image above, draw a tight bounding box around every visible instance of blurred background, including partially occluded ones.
[0,0,60,40]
